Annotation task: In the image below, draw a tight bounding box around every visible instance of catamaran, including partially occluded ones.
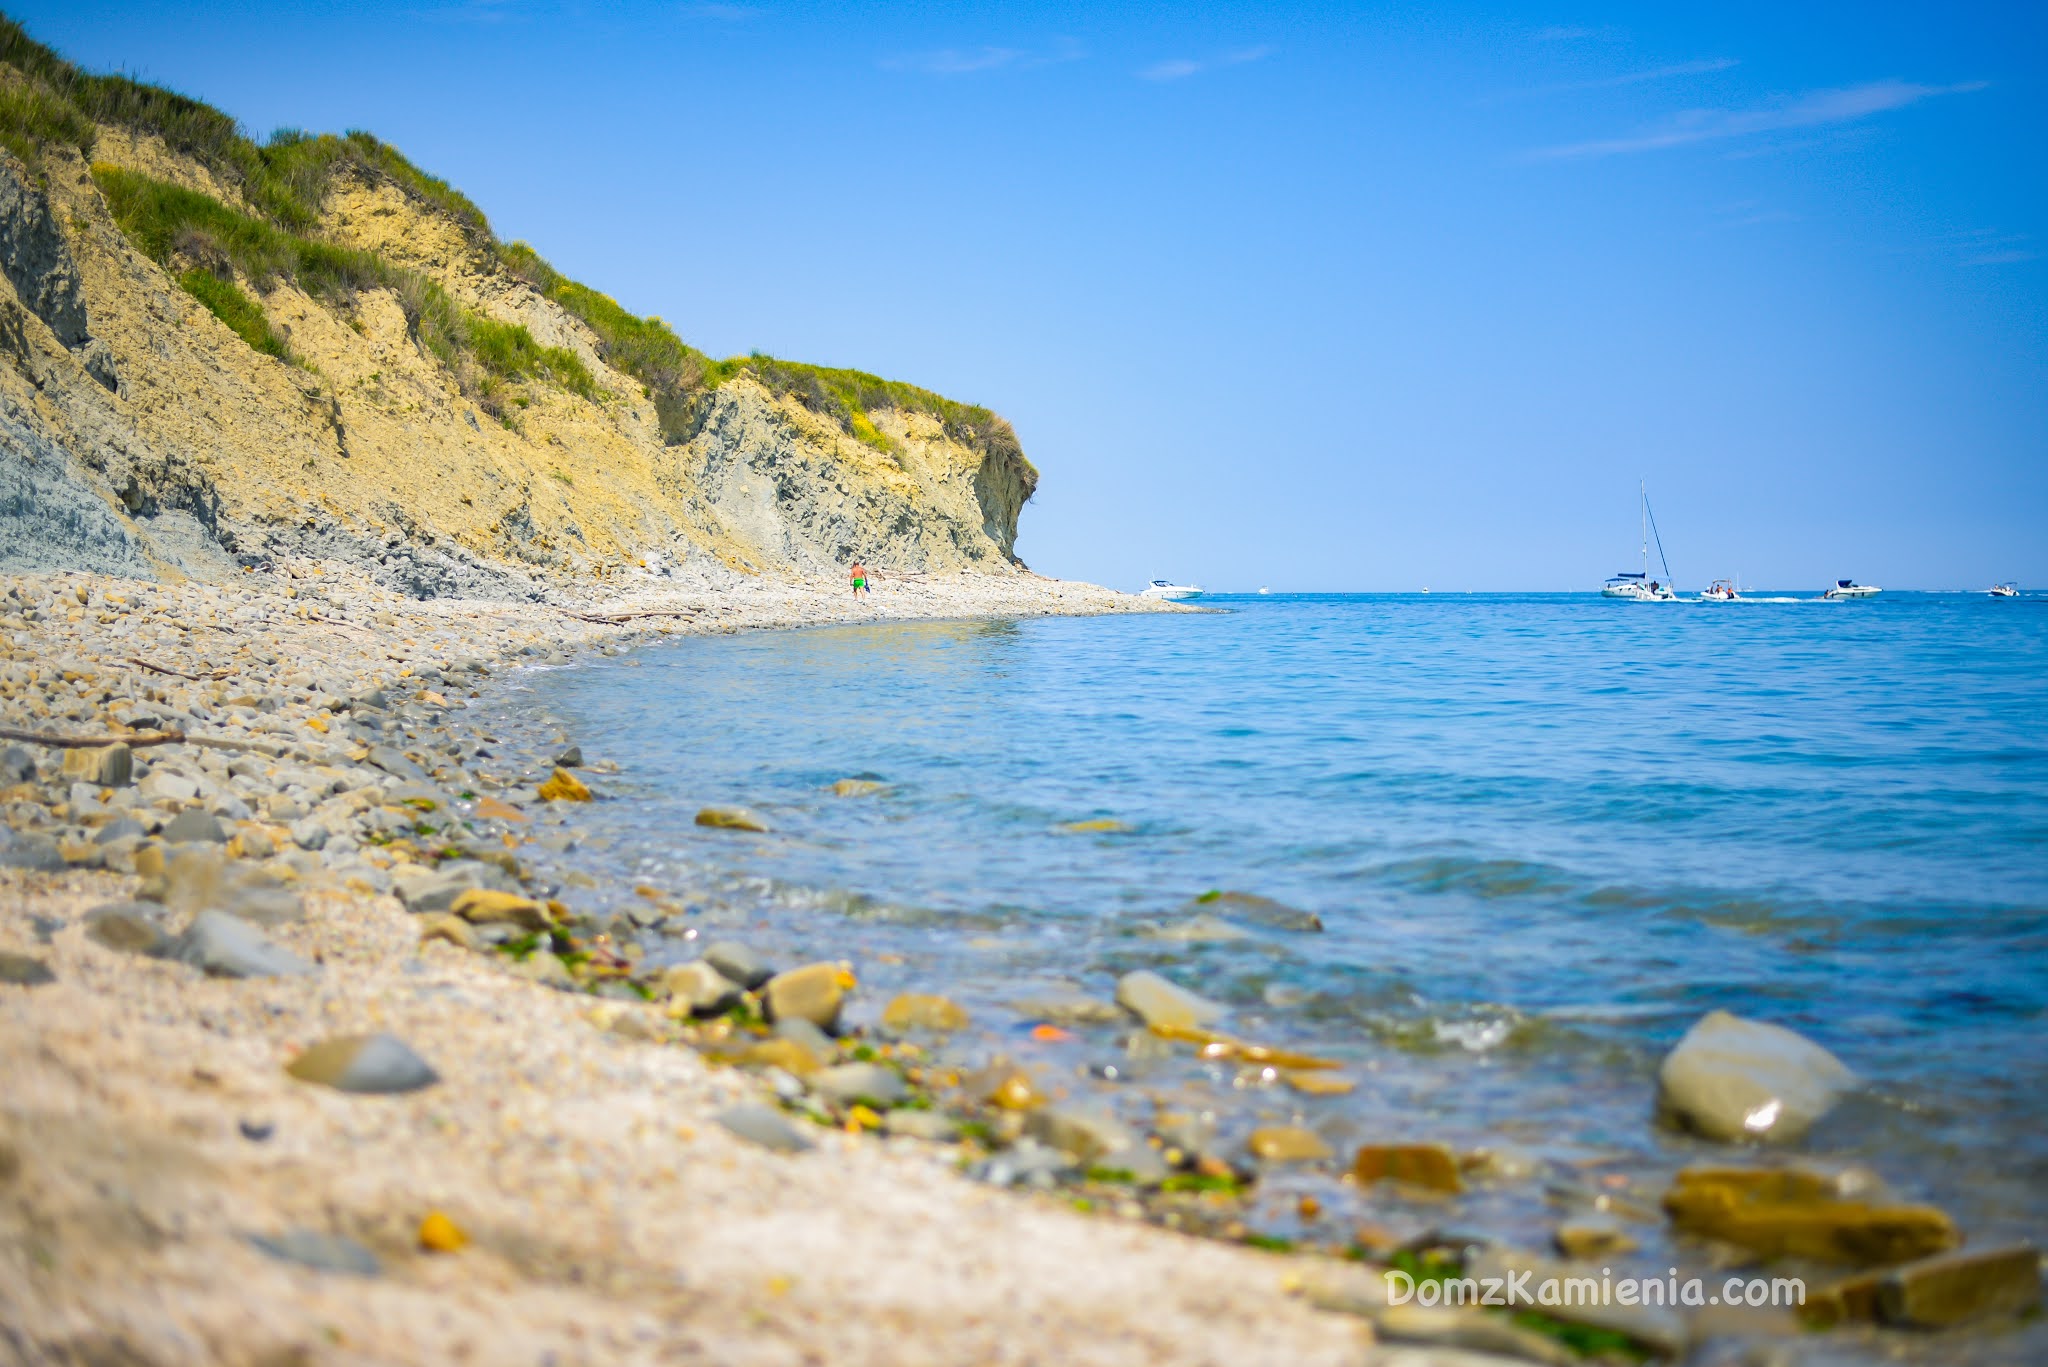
[1822,579,1880,600]
[1601,482,1678,601]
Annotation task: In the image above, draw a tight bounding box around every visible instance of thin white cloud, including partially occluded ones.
[1139,45,1273,82]
[881,37,1084,75]
[1531,78,1987,159]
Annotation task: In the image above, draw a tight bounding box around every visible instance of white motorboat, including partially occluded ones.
[1140,579,1202,600]
[1601,482,1679,601]
[1822,579,1880,600]
[1257,586,1272,595]
[1699,578,1741,602]
[1989,582,2018,598]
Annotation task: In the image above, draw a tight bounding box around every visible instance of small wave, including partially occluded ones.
[1368,855,1576,900]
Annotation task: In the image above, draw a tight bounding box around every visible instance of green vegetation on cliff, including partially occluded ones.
[93,166,593,406]
[0,9,1030,477]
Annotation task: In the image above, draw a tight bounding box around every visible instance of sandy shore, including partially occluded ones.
[0,563,1396,1367]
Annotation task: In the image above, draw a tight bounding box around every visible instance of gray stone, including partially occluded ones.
[392,860,516,914]
[1010,983,1126,1026]
[0,744,33,783]
[244,1230,380,1277]
[662,960,740,1016]
[772,1016,837,1059]
[1114,970,1226,1031]
[170,910,315,979]
[139,770,202,804]
[716,1103,814,1153]
[703,940,773,990]
[84,901,168,956]
[0,828,63,871]
[161,808,228,844]
[555,745,583,767]
[0,951,55,986]
[288,818,328,851]
[971,1138,1076,1189]
[366,745,426,782]
[286,1032,438,1094]
[883,1110,961,1142]
[1025,1104,1140,1164]
[94,816,147,844]
[1657,1009,1853,1144]
[810,1062,910,1108]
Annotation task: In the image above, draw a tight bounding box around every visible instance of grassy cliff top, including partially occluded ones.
[0,12,1030,474]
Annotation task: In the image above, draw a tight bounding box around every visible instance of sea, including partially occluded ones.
[483,591,2047,1361]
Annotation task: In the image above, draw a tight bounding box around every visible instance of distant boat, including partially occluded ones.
[1257,586,1272,595]
[1822,579,1880,600]
[1601,482,1679,601]
[1141,579,1202,600]
[1699,578,1741,602]
[1989,582,2018,598]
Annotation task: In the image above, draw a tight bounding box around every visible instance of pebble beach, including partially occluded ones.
[1,564,2040,1367]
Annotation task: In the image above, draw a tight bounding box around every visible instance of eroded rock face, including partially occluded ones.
[1657,1010,1853,1144]
[0,153,114,389]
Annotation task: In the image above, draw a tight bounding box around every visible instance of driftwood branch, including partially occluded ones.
[556,608,704,624]
[126,657,231,681]
[0,726,291,757]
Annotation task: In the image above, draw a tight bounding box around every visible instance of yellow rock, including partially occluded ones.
[450,888,554,931]
[1663,1166,1958,1265]
[846,1104,883,1131]
[988,1071,1045,1111]
[304,714,328,733]
[1058,818,1131,834]
[1248,1126,1332,1162]
[419,914,475,950]
[1284,1071,1355,1096]
[1555,1218,1639,1260]
[1353,1143,1464,1193]
[695,806,769,832]
[762,962,854,1030]
[881,993,969,1032]
[473,795,527,822]
[829,778,886,797]
[739,1036,824,1076]
[537,767,592,802]
[1804,1244,2040,1328]
[418,1210,467,1252]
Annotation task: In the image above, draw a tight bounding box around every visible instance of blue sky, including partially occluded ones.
[31,1,2047,589]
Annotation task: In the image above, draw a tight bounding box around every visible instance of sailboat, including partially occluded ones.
[1601,482,1678,601]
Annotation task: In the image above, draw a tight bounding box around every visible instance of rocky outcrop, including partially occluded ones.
[0,135,1037,591]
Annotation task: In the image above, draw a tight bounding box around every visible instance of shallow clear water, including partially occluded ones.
[488,592,2048,1349]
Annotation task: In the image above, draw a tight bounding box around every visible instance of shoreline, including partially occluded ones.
[0,562,1377,1367]
[3,563,2038,1366]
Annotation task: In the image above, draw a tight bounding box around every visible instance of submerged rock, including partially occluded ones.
[716,1103,813,1153]
[828,778,885,797]
[170,910,315,979]
[1011,984,1124,1026]
[762,962,853,1032]
[1184,890,1323,932]
[1656,1009,1852,1144]
[695,805,768,832]
[1247,1126,1332,1163]
[1025,1105,1139,1164]
[1115,970,1225,1030]
[1142,913,1250,943]
[1807,1244,2042,1328]
[286,1032,439,1094]
[1353,1143,1463,1193]
[881,992,969,1032]
[1663,1165,1958,1264]
[1554,1216,1638,1260]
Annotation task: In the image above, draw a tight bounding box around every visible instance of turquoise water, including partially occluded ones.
[494,592,2047,1343]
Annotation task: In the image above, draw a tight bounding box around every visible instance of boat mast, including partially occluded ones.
[1639,480,1648,579]
[1643,483,1674,585]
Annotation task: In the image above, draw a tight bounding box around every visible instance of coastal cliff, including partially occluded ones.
[0,20,1037,593]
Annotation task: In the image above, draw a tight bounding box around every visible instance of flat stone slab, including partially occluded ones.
[171,910,316,979]
[716,1103,814,1153]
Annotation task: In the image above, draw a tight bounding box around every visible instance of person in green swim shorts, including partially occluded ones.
[850,561,868,597]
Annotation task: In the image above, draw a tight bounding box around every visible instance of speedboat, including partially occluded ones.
[1822,579,1880,600]
[1989,582,2018,598]
[1600,482,1680,600]
[1699,579,1740,602]
[1140,579,1202,600]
